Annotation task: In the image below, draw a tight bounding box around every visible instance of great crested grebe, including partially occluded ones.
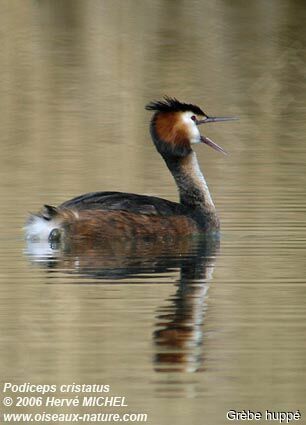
[26,97,236,242]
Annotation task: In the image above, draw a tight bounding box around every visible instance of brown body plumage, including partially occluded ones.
[56,209,199,241]
[26,97,236,242]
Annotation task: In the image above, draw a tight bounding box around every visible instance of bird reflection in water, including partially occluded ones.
[26,234,219,372]
[153,236,218,373]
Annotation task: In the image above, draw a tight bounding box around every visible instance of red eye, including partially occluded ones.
[191,115,197,121]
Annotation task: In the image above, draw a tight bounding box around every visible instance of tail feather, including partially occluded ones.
[25,206,60,241]
[41,204,58,220]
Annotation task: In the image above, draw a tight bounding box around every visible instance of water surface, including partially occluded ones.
[1,1,306,424]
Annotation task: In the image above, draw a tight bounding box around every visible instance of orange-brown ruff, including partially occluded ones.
[26,97,235,242]
[155,112,190,150]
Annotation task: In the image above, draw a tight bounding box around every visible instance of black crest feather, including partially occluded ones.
[145,96,205,116]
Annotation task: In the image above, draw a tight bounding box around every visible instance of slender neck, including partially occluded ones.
[164,151,216,214]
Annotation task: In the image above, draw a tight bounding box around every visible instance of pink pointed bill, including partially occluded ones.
[200,135,227,155]
[197,115,238,154]
[197,116,238,124]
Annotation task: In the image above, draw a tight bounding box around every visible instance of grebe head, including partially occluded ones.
[146,96,237,158]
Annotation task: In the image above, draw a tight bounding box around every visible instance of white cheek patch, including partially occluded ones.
[189,126,201,144]
[181,112,201,144]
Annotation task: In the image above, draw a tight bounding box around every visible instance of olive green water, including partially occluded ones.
[1,1,306,424]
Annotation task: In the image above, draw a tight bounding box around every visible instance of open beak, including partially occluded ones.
[197,115,238,155]
[200,135,227,155]
[197,116,238,124]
